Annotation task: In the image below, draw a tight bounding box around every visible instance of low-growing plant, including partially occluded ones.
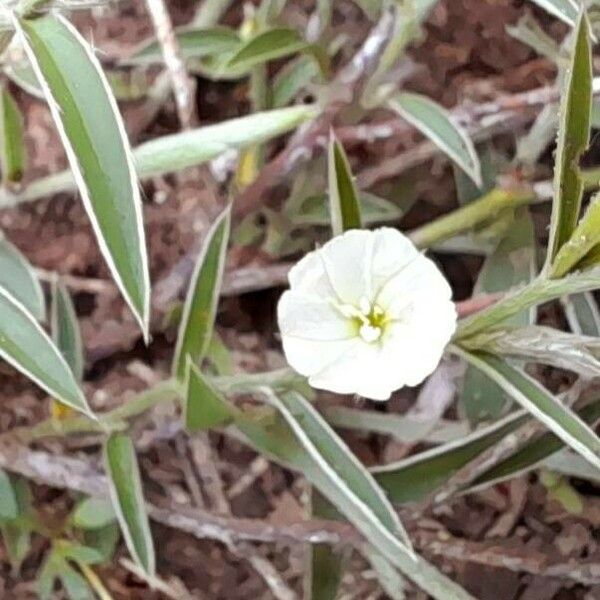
[0,0,600,598]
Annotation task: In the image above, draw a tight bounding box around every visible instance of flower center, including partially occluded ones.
[337,296,390,343]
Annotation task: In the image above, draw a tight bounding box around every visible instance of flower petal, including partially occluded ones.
[320,230,373,304]
[369,228,420,297]
[278,290,352,341]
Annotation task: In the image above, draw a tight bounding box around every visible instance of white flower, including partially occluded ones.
[277,228,457,401]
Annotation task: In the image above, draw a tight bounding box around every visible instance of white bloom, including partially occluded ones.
[277,228,457,401]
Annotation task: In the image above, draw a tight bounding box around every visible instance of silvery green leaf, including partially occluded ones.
[51,280,84,382]
[0,234,45,321]
[0,286,90,416]
[173,207,230,381]
[545,10,592,270]
[328,134,362,236]
[104,433,155,577]
[454,347,600,473]
[15,13,151,337]
[388,92,482,186]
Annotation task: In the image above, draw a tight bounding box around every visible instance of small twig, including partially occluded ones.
[144,0,196,128]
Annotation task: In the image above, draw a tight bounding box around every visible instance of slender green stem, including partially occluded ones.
[408,187,537,249]
[7,367,300,443]
[454,266,600,340]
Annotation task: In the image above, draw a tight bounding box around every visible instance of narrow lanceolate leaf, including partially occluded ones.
[373,410,528,504]
[388,92,482,186]
[172,207,230,381]
[258,391,475,600]
[226,28,311,72]
[545,10,592,269]
[0,286,90,415]
[328,134,362,236]
[14,14,150,338]
[527,0,579,26]
[272,390,412,549]
[0,86,26,184]
[135,104,318,178]
[454,347,600,472]
[469,399,600,492]
[51,280,84,382]
[104,433,155,577]
[0,234,45,320]
[185,360,235,432]
[127,26,241,65]
[7,105,318,203]
[272,55,318,108]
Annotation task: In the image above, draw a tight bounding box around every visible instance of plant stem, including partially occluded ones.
[454,266,600,340]
[408,187,537,249]
[7,368,300,443]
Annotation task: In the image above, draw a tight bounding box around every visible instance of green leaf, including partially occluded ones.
[184,359,235,432]
[0,85,26,184]
[15,13,151,337]
[0,285,90,415]
[104,433,155,577]
[172,206,230,380]
[137,104,318,177]
[470,399,600,491]
[83,523,120,563]
[454,347,600,472]
[7,104,318,203]
[226,28,312,72]
[292,191,401,228]
[57,540,104,566]
[308,491,344,600]
[51,280,84,382]
[0,469,17,519]
[0,234,45,320]
[388,92,482,186]
[527,0,579,26]
[38,551,60,600]
[453,144,496,206]
[562,292,600,336]
[364,547,408,600]
[219,392,474,598]
[1,477,32,571]
[273,390,411,546]
[254,390,475,600]
[545,10,592,269]
[205,331,234,375]
[460,209,536,424]
[71,497,116,530]
[328,134,362,236]
[127,26,241,65]
[60,561,95,600]
[272,55,318,108]
[506,14,560,62]
[373,410,528,504]
[455,266,600,340]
